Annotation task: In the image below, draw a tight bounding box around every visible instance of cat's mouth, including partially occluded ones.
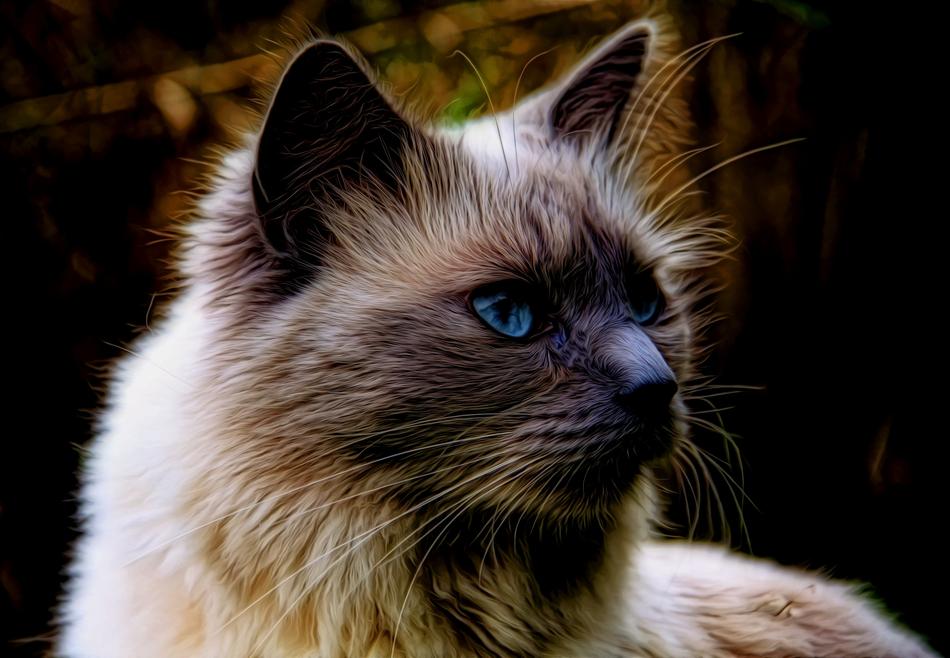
[539,418,679,494]
[624,419,680,463]
[605,426,677,474]
[561,412,678,459]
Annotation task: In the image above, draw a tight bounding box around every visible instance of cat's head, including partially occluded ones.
[189,19,724,526]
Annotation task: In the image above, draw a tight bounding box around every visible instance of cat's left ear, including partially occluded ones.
[252,41,412,265]
[548,21,654,144]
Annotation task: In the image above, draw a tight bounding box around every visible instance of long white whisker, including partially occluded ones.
[388,457,543,658]
[511,46,557,174]
[454,50,510,180]
[123,425,520,566]
[103,341,193,391]
[476,465,545,582]
[339,458,533,604]
[254,450,508,532]
[648,138,806,218]
[216,452,528,635]
[126,383,561,567]
[619,34,734,143]
[642,142,720,191]
[620,40,724,185]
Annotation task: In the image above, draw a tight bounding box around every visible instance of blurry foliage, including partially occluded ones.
[753,0,828,28]
[1,1,946,657]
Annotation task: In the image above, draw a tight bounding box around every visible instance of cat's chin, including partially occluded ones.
[621,423,678,462]
[582,418,679,476]
[523,424,677,518]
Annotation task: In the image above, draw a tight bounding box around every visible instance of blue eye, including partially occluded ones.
[627,270,665,326]
[471,284,538,339]
[632,295,660,325]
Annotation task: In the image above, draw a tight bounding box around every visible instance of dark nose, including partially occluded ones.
[616,378,678,419]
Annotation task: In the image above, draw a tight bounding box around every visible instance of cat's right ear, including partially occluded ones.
[253,41,412,267]
[546,21,655,145]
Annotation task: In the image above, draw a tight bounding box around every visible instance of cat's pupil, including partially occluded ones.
[633,294,658,324]
[628,272,665,326]
[472,287,535,338]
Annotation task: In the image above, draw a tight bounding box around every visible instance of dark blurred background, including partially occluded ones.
[2,0,946,656]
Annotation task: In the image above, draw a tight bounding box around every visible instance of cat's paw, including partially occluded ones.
[627,541,938,658]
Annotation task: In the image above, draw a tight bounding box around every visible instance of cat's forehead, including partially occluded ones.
[314,121,664,301]
[427,133,642,263]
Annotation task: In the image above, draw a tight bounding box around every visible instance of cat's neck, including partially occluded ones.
[264,491,648,657]
[406,507,643,656]
[191,455,649,656]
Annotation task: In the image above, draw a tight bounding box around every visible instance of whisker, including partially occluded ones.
[687,439,752,547]
[123,426,522,566]
[127,386,562,566]
[623,38,728,178]
[648,138,806,218]
[476,465,543,582]
[453,50,510,180]
[336,455,539,617]
[215,453,528,635]
[618,34,735,146]
[618,46,723,190]
[511,46,557,174]
[254,459,530,658]
[103,341,193,391]
[684,404,736,415]
[674,444,704,540]
[348,456,543,603]
[511,461,559,544]
[388,457,542,658]
[681,390,752,400]
[614,33,739,189]
[642,142,720,191]
[679,398,756,548]
[687,441,728,542]
[247,450,506,532]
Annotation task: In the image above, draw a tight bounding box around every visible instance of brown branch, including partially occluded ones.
[0,0,598,134]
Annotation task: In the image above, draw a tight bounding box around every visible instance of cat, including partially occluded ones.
[58,13,937,658]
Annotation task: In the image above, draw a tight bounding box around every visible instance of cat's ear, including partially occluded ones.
[548,21,654,144]
[253,41,412,264]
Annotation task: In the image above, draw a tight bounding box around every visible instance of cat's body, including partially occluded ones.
[59,16,936,658]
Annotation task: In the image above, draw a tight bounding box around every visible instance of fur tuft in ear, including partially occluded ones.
[549,21,653,144]
[253,41,411,268]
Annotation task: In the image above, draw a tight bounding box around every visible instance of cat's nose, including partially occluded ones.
[615,377,678,419]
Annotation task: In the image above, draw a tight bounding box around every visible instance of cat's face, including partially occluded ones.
[199,21,717,525]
